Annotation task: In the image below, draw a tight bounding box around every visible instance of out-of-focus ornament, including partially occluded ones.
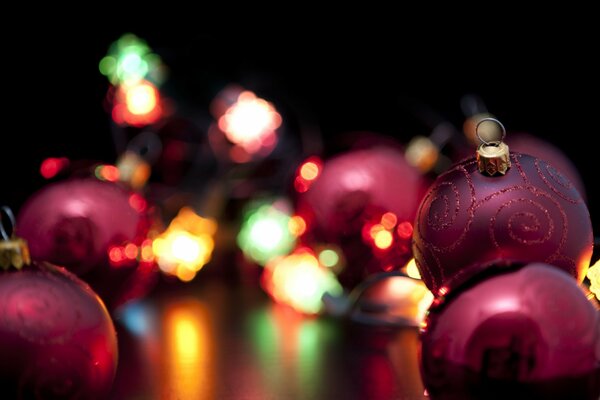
[0,207,118,399]
[152,207,217,282]
[297,146,428,289]
[420,262,600,400]
[413,119,593,294]
[507,132,587,200]
[16,178,157,309]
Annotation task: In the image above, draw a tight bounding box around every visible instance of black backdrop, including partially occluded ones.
[2,29,598,231]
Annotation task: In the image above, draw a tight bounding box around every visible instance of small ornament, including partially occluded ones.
[0,207,118,399]
[412,119,593,294]
[420,262,600,400]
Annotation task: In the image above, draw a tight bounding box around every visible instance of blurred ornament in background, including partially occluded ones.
[296,146,428,289]
[420,262,600,400]
[507,132,587,200]
[0,207,118,399]
[261,247,343,315]
[413,119,593,294]
[16,178,158,310]
[237,199,297,266]
[152,207,217,282]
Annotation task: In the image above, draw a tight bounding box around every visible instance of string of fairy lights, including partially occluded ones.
[39,33,599,319]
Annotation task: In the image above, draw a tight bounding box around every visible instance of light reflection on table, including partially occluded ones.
[110,281,426,400]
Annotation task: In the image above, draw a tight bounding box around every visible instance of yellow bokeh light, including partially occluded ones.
[299,162,320,181]
[374,230,393,249]
[288,215,307,237]
[587,259,600,300]
[153,208,217,281]
[125,81,158,115]
[405,258,422,280]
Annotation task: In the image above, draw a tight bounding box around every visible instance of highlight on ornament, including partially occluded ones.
[153,207,217,282]
[237,199,298,266]
[261,247,343,315]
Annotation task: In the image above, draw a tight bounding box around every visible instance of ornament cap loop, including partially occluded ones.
[476,117,506,145]
[0,207,31,270]
[475,118,511,176]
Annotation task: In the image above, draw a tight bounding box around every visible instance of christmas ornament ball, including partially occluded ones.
[0,261,118,399]
[298,146,427,288]
[16,178,156,309]
[412,152,593,294]
[420,262,600,400]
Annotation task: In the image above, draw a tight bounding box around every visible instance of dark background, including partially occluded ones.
[2,29,598,231]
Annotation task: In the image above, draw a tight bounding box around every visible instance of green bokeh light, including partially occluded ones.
[99,33,164,86]
[237,201,296,266]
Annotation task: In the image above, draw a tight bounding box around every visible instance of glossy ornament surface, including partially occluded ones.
[298,147,427,288]
[0,261,118,399]
[420,263,600,400]
[16,178,157,309]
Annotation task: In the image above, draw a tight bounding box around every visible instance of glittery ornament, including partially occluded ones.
[420,262,600,400]
[412,120,592,293]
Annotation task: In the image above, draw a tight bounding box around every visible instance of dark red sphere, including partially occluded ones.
[420,262,600,400]
[16,178,157,309]
[298,147,427,288]
[0,261,118,399]
[413,152,593,294]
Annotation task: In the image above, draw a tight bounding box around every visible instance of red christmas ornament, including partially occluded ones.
[413,120,593,294]
[0,211,118,399]
[420,262,600,400]
[16,178,158,309]
[297,146,428,288]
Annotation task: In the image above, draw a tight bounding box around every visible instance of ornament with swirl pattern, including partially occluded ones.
[412,119,593,294]
[0,207,118,399]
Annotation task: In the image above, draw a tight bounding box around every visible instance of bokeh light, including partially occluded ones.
[587,259,600,301]
[99,33,165,86]
[218,91,281,155]
[112,80,162,127]
[262,248,343,314]
[39,157,69,179]
[238,200,297,266]
[153,207,217,281]
[404,258,421,280]
[294,157,323,193]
